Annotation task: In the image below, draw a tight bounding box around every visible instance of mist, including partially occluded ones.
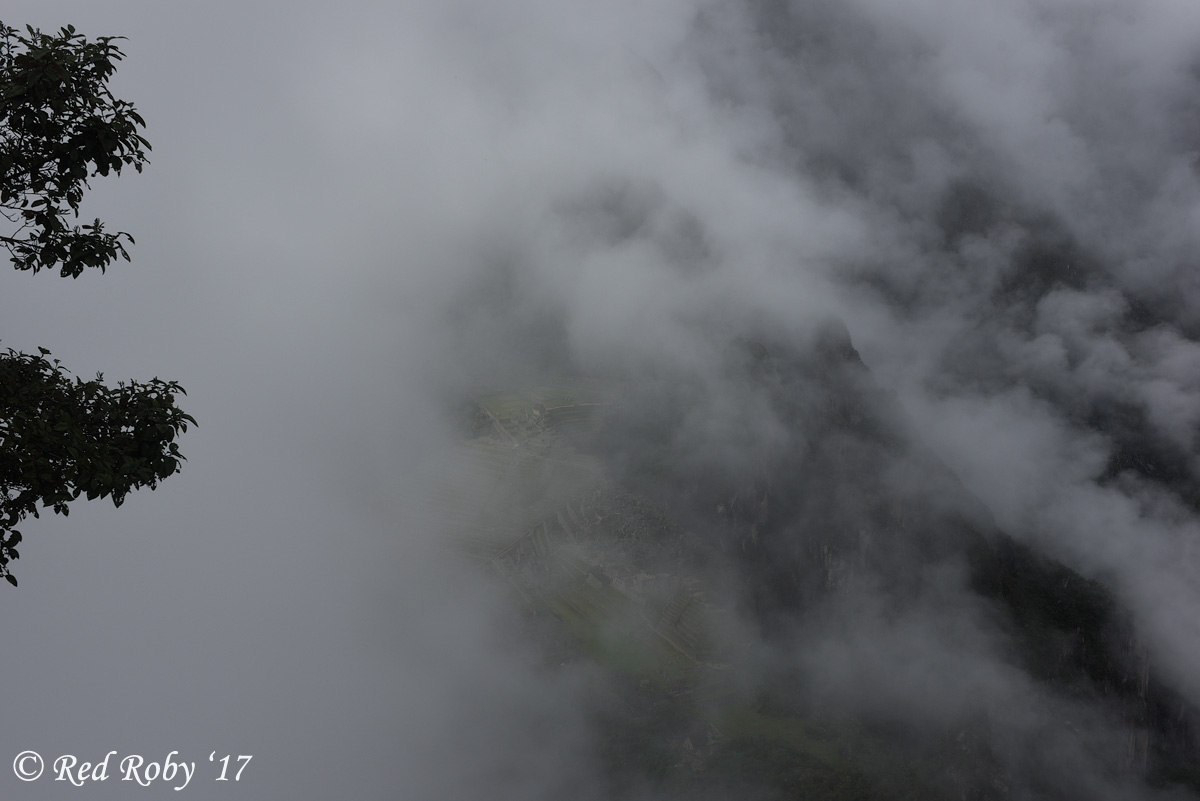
[2,1,1199,799]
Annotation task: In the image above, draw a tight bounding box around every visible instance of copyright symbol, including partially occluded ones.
[13,750,43,781]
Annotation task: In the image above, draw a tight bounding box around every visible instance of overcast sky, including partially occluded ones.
[3,1,1200,799]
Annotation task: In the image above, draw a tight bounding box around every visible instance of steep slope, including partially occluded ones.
[438,323,1200,799]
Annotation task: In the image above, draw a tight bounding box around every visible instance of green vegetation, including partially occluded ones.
[445,355,1197,799]
[443,383,995,800]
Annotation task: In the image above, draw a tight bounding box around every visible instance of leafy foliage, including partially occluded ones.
[1,22,149,277]
[0,348,194,585]
[0,23,192,586]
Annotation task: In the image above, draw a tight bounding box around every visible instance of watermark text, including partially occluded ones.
[13,750,252,790]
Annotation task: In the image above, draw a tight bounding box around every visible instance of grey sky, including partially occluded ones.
[3,1,1200,798]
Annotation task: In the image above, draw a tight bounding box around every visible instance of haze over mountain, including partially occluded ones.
[2,1,1199,799]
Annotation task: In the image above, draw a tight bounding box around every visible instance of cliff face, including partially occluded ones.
[446,322,1200,799]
